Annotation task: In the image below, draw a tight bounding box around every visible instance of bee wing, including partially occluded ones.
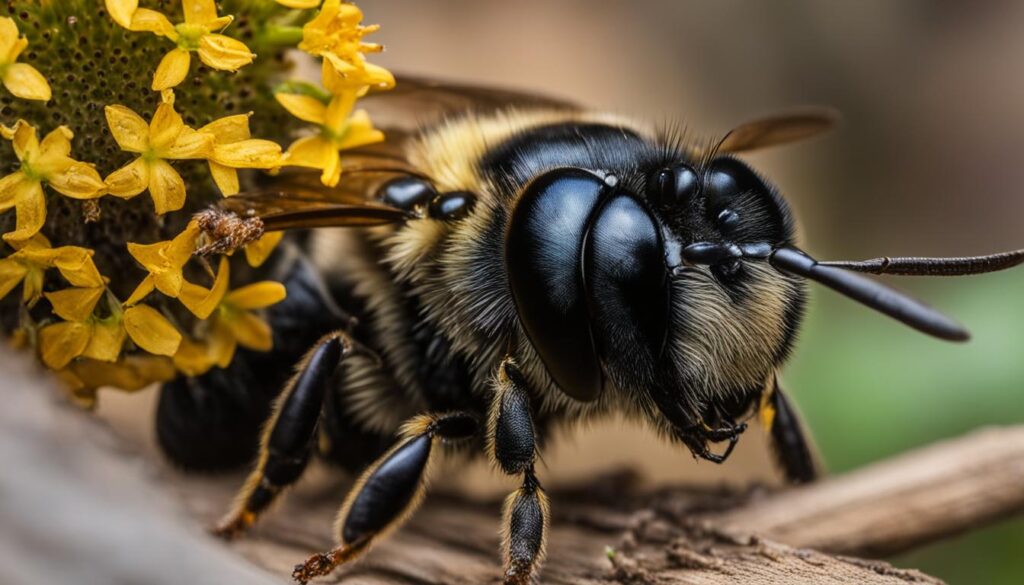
[359,74,581,137]
[221,165,413,231]
[716,107,840,154]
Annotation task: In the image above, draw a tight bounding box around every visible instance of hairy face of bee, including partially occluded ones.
[648,157,806,432]
[506,154,806,439]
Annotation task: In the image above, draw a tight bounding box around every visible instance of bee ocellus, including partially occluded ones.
[153,78,1024,584]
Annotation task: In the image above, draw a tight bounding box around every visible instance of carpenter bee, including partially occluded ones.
[155,78,1024,584]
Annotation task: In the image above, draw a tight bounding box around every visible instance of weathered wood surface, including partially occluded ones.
[2,350,1022,584]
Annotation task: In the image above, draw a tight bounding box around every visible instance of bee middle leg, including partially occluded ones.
[291,411,477,584]
[213,332,353,539]
[489,357,549,585]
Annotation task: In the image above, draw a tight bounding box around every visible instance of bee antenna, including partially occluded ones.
[818,248,1024,276]
[768,246,970,342]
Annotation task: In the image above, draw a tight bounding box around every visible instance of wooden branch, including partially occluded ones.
[711,426,1024,557]
[2,348,1022,584]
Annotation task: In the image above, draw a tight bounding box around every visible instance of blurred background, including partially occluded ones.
[96,1,1024,583]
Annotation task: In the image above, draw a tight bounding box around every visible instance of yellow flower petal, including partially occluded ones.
[129,8,176,37]
[0,258,27,299]
[197,34,255,71]
[33,126,73,167]
[45,287,104,322]
[276,0,321,7]
[148,101,186,152]
[47,161,106,199]
[147,159,186,214]
[208,319,237,368]
[123,304,182,356]
[213,139,281,168]
[226,281,286,310]
[172,337,214,376]
[0,171,26,211]
[67,355,176,394]
[320,149,341,187]
[3,179,45,242]
[39,321,91,369]
[324,90,358,133]
[160,127,214,159]
[10,120,37,162]
[178,256,229,318]
[126,274,155,306]
[2,62,51,101]
[82,319,127,362]
[105,105,149,153]
[152,48,191,91]
[226,310,272,351]
[245,231,283,267]
[182,0,219,25]
[22,265,43,303]
[282,135,333,169]
[200,114,251,142]
[104,0,139,29]
[52,247,105,288]
[275,93,327,125]
[105,157,150,198]
[208,161,239,196]
[335,110,384,150]
[0,17,19,55]
[323,56,394,92]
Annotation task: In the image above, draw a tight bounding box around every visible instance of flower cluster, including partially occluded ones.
[0,1,393,406]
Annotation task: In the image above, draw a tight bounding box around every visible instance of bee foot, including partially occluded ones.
[210,511,254,541]
[292,545,357,584]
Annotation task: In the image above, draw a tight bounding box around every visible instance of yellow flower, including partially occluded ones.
[0,235,104,304]
[177,257,285,367]
[299,0,394,91]
[38,287,182,369]
[276,0,322,8]
[276,89,383,187]
[103,93,214,214]
[0,120,106,242]
[209,280,286,367]
[106,0,256,90]
[198,114,283,196]
[125,220,200,304]
[0,17,51,101]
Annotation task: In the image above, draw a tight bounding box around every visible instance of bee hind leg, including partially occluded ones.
[292,411,477,584]
[489,357,549,585]
[212,332,352,539]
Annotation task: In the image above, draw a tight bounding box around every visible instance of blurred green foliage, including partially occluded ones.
[787,270,1024,583]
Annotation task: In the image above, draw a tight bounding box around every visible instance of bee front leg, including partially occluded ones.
[291,411,477,584]
[212,332,350,539]
[489,358,549,585]
[761,375,819,483]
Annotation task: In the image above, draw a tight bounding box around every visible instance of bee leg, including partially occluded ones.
[761,376,819,483]
[212,332,350,539]
[156,250,349,472]
[678,419,747,464]
[489,358,549,585]
[292,411,477,584]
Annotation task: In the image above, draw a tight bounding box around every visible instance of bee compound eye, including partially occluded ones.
[378,177,438,210]
[428,191,477,221]
[647,164,699,207]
